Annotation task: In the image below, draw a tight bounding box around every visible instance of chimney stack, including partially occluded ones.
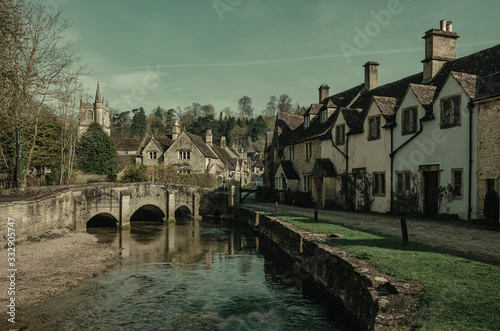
[318,84,330,103]
[422,20,459,83]
[363,61,379,90]
[220,136,226,149]
[172,120,180,140]
[206,129,212,146]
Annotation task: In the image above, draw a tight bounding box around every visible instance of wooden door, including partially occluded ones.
[424,171,439,216]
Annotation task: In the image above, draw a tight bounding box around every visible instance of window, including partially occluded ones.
[396,171,412,194]
[303,174,311,191]
[304,116,310,129]
[402,107,418,135]
[373,172,386,196]
[441,95,461,128]
[275,175,285,191]
[148,151,158,160]
[305,142,312,159]
[452,169,463,198]
[87,110,93,121]
[178,151,190,160]
[320,109,327,123]
[335,124,345,145]
[289,146,295,161]
[368,116,381,140]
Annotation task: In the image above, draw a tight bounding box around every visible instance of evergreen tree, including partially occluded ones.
[76,123,118,175]
[131,107,147,138]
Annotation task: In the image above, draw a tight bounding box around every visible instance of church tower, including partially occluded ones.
[78,82,110,137]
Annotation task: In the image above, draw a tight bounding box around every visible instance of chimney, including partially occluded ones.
[318,84,330,103]
[220,136,226,149]
[205,129,212,146]
[172,120,180,140]
[422,20,459,83]
[364,61,379,90]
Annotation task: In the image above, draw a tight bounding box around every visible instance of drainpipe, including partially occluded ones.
[390,117,424,211]
[467,102,474,222]
[390,126,394,211]
[330,136,349,208]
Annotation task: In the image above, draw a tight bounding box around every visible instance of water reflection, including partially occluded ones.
[26,219,352,330]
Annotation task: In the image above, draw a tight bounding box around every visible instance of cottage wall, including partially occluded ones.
[163,132,206,173]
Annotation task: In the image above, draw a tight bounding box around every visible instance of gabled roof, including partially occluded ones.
[450,71,478,99]
[426,44,500,103]
[372,96,397,117]
[311,158,337,178]
[304,103,323,116]
[185,132,218,159]
[277,112,303,130]
[475,71,500,101]
[135,135,173,156]
[341,108,366,133]
[408,84,437,107]
[276,160,299,180]
[211,145,237,170]
[283,108,339,145]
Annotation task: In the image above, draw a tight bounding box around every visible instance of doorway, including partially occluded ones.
[423,170,439,216]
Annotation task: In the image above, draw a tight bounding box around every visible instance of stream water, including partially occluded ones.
[21,219,355,330]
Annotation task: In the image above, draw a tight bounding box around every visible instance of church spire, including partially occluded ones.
[95,81,101,103]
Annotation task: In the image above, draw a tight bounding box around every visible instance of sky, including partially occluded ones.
[54,0,500,116]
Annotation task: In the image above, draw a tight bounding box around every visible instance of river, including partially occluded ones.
[21,218,355,330]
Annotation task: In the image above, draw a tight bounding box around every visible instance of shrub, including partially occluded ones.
[121,164,148,183]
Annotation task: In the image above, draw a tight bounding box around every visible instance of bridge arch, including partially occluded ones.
[87,213,119,229]
[175,205,192,219]
[130,204,166,223]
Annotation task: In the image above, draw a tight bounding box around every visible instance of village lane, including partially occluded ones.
[242,201,500,266]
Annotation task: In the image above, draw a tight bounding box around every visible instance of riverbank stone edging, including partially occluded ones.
[230,207,422,331]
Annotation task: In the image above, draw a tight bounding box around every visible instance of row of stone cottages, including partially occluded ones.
[264,20,500,221]
[133,120,261,186]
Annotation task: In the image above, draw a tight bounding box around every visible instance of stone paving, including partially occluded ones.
[243,201,500,266]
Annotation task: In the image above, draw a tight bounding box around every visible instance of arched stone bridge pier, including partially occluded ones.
[0,183,200,237]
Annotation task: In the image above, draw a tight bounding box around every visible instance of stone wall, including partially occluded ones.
[232,207,421,331]
[0,183,200,239]
[477,99,500,219]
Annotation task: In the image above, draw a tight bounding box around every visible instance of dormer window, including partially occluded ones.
[368,115,381,141]
[304,115,310,129]
[320,109,327,124]
[148,151,158,160]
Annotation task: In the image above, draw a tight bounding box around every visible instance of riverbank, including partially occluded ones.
[0,229,121,314]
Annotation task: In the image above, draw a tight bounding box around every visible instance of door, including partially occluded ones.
[423,171,439,216]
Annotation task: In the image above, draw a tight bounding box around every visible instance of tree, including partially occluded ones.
[150,105,165,135]
[238,96,254,118]
[264,95,278,116]
[0,1,83,188]
[111,110,131,137]
[76,123,117,175]
[130,107,147,138]
[278,94,293,113]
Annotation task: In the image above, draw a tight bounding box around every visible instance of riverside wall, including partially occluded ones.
[228,207,420,331]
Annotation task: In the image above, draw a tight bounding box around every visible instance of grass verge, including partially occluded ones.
[270,212,500,330]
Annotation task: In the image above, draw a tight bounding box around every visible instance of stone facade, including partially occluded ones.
[476,98,500,218]
[78,82,110,137]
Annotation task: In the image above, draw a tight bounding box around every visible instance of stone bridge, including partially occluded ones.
[0,183,200,238]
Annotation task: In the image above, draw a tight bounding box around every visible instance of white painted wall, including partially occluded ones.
[393,76,477,219]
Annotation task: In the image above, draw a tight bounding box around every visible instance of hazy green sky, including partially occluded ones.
[58,0,500,115]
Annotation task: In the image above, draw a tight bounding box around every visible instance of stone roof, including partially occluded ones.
[211,145,237,171]
[111,133,141,152]
[283,109,339,145]
[277,160,299,180]
[254,157,264,168]
[475,71,500,100]
[450,71,478,99]
[135,135,173,156]
[311,158,337,178]
[304,103,323,116]
[372,96,397,117]
[186,132,218,159]
[341,108,366,133]
[408,84,437,107]
[277,112,303,131]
